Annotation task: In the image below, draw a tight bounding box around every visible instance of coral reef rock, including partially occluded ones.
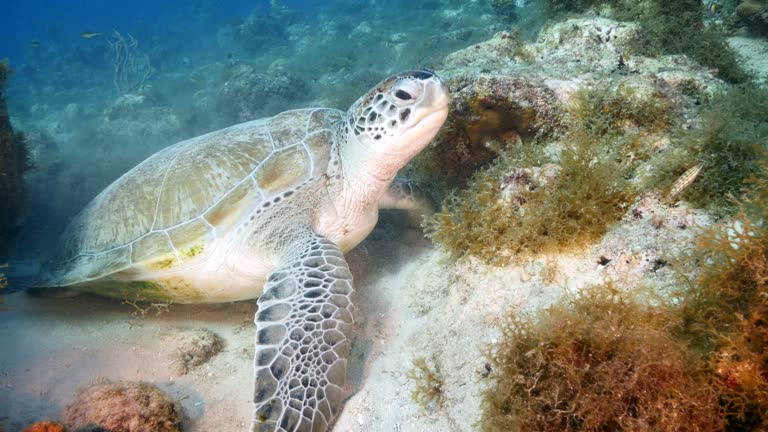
[440,17,725,113]
[64,382,181,432]
[233,4,300,54]
[217,64,305,122]
[23,129,60,174]
[735,0,768,35]
[100,91,182,142]
[414,17,725,192]
[193,63,306,125]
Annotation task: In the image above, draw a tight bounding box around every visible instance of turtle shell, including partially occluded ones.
[47,108,343,287]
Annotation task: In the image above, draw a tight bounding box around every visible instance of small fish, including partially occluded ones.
[28,40,42,48]
[80,31,103,39]
[669,164,703,199]
[708,1,721,15]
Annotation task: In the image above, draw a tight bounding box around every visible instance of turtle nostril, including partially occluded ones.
[395,90,413,101]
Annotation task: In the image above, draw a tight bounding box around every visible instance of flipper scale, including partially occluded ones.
[253,232,354,432]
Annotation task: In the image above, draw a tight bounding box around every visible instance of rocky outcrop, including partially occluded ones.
[190,62,307,127]
[439,17,725,128]
[0,63,29,251]
[409,17,726,193]
[215,63,306,123]
[736,0,768,35]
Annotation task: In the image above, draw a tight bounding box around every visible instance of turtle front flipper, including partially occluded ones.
[379,178,434,227]
[253,232,355,432]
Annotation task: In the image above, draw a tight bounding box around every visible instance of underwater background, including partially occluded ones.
[2,0,768,431]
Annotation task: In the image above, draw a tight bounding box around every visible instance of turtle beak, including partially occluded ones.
[407,73,450,131]
[394,72,449,158]
[424,73,450,111]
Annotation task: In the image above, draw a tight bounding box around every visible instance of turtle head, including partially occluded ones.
[346,69,449,161]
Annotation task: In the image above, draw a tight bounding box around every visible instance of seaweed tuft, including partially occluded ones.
[481,284,722,432]
[407,356,446,411]
[571,82,675,138]
[480,163,768,431]
[65,381,181,432]
[650,83,768,213]
[21,421,67,432]
[427,84,673,263]
[671,161,768,430]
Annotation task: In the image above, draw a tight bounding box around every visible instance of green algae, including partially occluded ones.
[427,85,673,264]
[481,163,768,432]
[671,165,768,430]
[572,82,675,138]
[184,245,205,258]
[154,258,176,270]
[736,0,768,35]
[78,279,174,303]
[647,83,768,214]
[407,356,445,411]
[428,138,632,264]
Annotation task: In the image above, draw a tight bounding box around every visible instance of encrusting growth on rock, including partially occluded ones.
[64,382,182,432]
[427,83,672,264]
[171,327,224,375]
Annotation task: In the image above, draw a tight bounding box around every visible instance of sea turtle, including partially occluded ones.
[31,70,449,431]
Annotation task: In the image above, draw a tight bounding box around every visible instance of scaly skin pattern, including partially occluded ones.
[251,70,449,432]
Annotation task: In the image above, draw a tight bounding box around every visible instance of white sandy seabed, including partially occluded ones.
[0,201,706,432]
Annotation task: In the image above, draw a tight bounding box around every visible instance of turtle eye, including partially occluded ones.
[395,90,412,101]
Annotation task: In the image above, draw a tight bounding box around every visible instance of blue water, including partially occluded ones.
[1,1,279,62]
[0,0,499,260]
